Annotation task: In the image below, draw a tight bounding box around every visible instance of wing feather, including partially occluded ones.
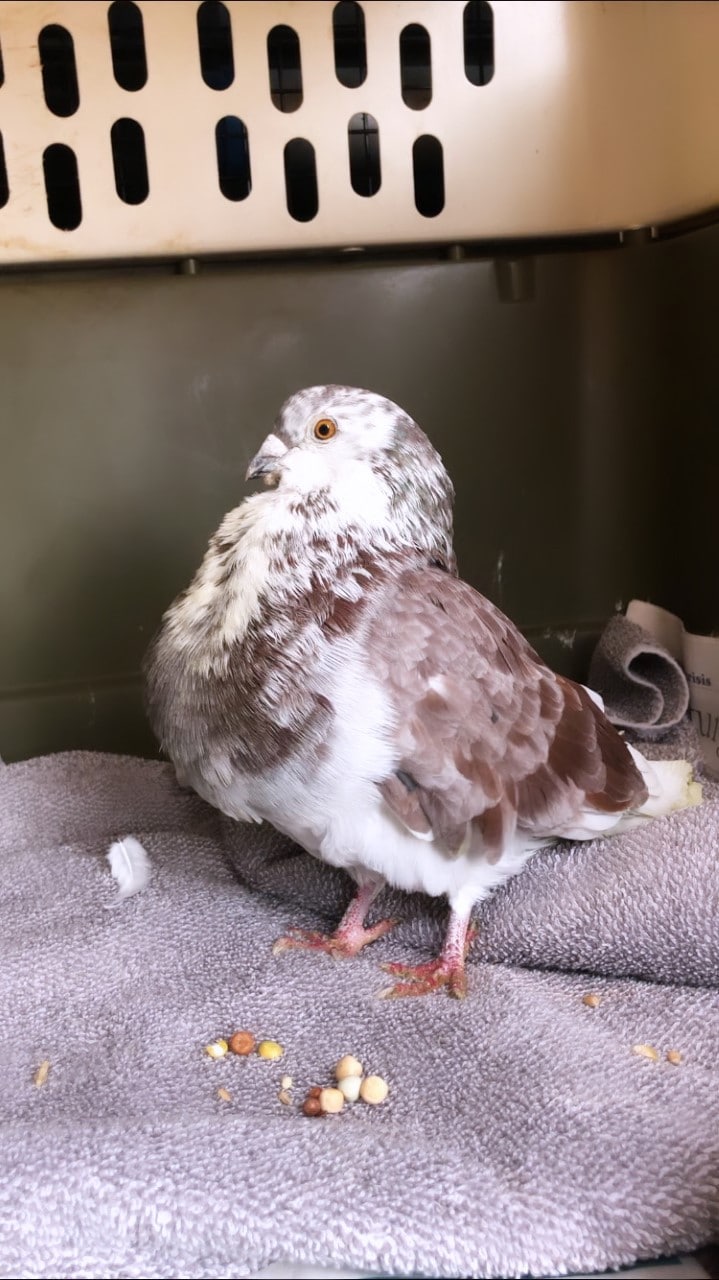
[370,568,647,858]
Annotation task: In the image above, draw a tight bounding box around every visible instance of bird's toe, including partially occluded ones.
[378,956,468,999]
[272,918,397,959]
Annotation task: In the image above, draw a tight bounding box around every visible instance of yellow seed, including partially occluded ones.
[278,1089,293,1106]
[335,1054,363,1081]
[338,1074,362,1103]
[257,1039,283,1061]
[33,1059,51,1088]
[280,1074,293,1090]
[319,1087,345,1114]
[632,1043,660,1062]
[360,1074,389,1105]
[582,994,601,1008]
[216,1087,232,1102]
[666,1049,683,1066]
[205,1039,228,1059]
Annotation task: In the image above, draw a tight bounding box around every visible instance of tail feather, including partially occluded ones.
[626,747,703,819]
[556,749,702,842]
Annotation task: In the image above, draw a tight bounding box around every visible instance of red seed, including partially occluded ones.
[228,1031,256,1056]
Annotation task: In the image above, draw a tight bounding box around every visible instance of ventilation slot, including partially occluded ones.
[284,139,318,222]
[43,144,82,229]
[216,116,251,201]
[333,2,367,88]
[0,133,8,208]
[399,24,431,110]
[268,25,303,112]
[413,135,444,218]
[464,1,494,86]
[108,1,148,92]
[111,118,149,205]
[39,25,80,117]
[197,0,234,90]
[348,113,380,197]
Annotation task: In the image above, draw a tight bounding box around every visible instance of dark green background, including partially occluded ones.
[2,225,717,761]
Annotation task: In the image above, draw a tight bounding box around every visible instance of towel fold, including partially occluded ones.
[0,742,717,1279]
[588,610,689,738]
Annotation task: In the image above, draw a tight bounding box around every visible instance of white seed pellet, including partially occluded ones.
[338,1074,362,1103]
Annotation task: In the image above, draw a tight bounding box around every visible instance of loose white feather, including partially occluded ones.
[106,837,151,901]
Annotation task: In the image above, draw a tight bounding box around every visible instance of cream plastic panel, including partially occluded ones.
[1,0,719,265]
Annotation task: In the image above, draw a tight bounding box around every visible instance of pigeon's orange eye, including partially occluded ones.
[313,418,337,441]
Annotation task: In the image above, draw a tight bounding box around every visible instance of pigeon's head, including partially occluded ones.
[246,385,455,562]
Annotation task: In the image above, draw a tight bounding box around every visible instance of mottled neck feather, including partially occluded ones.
[159,483,454,668]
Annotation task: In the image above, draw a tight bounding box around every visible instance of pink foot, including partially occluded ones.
[273,917,396,959]
[380,955,468,999]
[379,923,478,999]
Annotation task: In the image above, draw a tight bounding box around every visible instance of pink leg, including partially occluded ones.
[380,910,477,999]
[272,880,397,959]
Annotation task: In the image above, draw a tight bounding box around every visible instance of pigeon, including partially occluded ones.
[144,385,701,998]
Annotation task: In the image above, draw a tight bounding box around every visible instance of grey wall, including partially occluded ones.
[2,225,718,761]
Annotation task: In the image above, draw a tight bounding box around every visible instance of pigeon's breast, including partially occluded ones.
[215,633,400,852]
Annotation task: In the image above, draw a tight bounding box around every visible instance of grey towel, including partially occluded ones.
[588,613,689,738]
[0,742,717,1280]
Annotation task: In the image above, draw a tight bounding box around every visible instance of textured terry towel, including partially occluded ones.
[589,611,689,738]
[0,739,718,1280]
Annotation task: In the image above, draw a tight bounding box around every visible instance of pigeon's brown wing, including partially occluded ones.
[371,568,647,858]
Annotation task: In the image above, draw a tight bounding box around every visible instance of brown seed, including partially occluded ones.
[302,1096,322,1117]
[632,1043,660,1061]
[582,994,601,1008]
[666,1049,683,1066]
[228,1031,256,1057]
[216,1087,232,1103]
[308,1085,322,1099]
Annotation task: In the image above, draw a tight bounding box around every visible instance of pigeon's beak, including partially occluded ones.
[245,433,288,482]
